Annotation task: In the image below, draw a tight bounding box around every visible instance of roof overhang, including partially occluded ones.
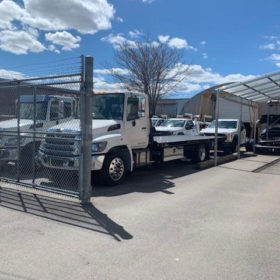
[219,70,280,103]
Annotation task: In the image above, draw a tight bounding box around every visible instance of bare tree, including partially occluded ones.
[110,40,189,116]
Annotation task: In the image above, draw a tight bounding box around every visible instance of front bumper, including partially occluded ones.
[39,150,105,171]
[0,147,17,161]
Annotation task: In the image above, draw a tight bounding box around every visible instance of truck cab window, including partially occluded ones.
[64,102,72,118]
[138,97,146,117]
[127,97,139,121]
[50,101,59,121]
[185,120,194,130]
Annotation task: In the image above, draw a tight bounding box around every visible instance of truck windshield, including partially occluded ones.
[160,120,185,128]
[92,94,124,120]
[20,102,48,120]
[209,120,237,129]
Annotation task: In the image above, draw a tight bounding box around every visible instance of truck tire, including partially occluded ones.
[100,150,128,186]
[231,137,238,153]
[193,144,207,162]
[19,143,42,174]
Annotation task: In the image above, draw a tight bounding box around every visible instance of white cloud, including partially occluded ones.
[0,29,45,54]
[0,69,25,80]
[264,35,278,41]
[158,35,170,44]
[94,64,255,95]
[45,31,81,51]
[142,0,154,3]
[21,0,115,34]
[176,82,202,93]
[0,0,115,54]
[260,43,275,50]
[94,76,123,92]
[128,29,143,39]
[0,0,25,29]
[116,17,123,23]
[266,53,280,67]
[48,44,60,54]
[101,33,136,49]
[168,37,197,51]
[182,64,255,84]
[202,53,208,59]
[200,41,206,45]
[95,68,130,75]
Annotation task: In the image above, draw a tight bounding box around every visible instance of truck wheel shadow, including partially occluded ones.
[93,160,199,197]
[0,186,133,241]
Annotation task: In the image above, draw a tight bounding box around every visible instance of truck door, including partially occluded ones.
[126,95,149,149]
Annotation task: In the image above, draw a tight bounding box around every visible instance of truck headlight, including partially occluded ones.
[4,137,26,147]
[92,141,107,152]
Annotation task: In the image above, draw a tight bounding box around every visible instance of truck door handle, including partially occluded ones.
[142,127,147,130]
[132,120,136,127]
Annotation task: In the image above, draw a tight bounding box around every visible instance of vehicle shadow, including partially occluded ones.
[0,186,133,241]
[92,160,200,197]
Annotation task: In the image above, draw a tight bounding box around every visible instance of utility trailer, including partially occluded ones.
[39,92,225,186]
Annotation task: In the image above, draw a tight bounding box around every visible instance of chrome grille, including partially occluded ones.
[42,133,79,157]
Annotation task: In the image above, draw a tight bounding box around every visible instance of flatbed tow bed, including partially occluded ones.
[153,135,220,146]
[148,134,226,163]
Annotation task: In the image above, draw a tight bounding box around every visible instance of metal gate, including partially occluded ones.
[0,56,93,203]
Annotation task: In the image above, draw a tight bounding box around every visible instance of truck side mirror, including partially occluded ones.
[58,100,64,119]
[186,122,194,130]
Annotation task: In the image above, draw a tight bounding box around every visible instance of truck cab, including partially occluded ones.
[39,92,150,183]
[0,95,76,168]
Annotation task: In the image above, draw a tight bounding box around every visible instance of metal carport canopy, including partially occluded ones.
[219,70,280,102]
[212,70,280,166]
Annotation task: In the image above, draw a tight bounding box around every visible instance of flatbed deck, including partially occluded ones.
[153,135,224,146]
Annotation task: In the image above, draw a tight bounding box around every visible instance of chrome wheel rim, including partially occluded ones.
[109,157,125,181]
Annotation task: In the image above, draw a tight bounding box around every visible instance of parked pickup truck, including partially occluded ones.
[155,118,200,136]
[39,92,223,185]
[0,95,76,170]
[200,119,248,153]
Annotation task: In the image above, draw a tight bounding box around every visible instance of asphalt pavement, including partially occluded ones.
[0,154,280,280]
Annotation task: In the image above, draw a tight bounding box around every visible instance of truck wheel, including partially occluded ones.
[100,150,127,186]
[193,144,207,162]
[19,144,42,173]
[231,137,238,153]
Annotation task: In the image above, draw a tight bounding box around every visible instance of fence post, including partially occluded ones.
[79,56,93,204]
[214,89,220,167]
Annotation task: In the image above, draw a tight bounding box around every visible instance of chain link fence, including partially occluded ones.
[0,56,93,201]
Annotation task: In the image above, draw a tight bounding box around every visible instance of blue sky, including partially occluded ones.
[1,0,280,98]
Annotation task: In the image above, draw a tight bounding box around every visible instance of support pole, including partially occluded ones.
[266,103,270,140]
[16,82,21,182]
[32,86,37,184]
[79,56,93,204]
[253,108,257,154]
[214,89,220,167]
[237,96,242,159]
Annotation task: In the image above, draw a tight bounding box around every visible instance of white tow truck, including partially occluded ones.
[200,119,248,153]
[0,95,76,170]
[39,92,224,185]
